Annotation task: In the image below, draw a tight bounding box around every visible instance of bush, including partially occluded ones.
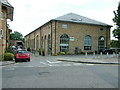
[52,53,57,56]
[4,53,14,61]
[57,52,66,55]
[37,48,42,55]
[0,55,3,61]
[67,53,73,55]
[80,52,85,54]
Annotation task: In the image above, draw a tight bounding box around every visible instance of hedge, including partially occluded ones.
[4,52,14,61]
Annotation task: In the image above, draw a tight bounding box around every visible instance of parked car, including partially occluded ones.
[15,50,30,62]
[99,49,116,54]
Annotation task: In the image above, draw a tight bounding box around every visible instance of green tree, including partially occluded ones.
[110,40,120,48]
[113,2,120,47]
[10,31,23,40]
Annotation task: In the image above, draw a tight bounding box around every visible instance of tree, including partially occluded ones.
[113,2,120,47]
[10,31,23,40]
[110,40,120,48]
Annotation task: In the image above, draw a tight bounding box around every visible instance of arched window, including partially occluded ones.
[84,35,92,50]
[98,36,105,50]
[60,34,69,52]
[36,35,39,50]
[41,37,44,49]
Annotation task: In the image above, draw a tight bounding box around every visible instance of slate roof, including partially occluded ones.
[0,0,13,8]
[52,13,112,27]
[0,0,14,21]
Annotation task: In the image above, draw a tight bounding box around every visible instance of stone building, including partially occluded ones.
[25,13,112,55]
[0,0,14,59]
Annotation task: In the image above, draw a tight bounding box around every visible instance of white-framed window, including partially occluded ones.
[62,24,68,29]
[98,36,105,50]
[84,35,92,50]
[60,34,69,52]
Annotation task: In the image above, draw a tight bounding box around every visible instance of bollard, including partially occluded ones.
[93,52,96,58]
[113,52,115,58]
[85,52,87,56]
[107,52,109,56]
[100,52,102,57]
[93,52,95,56]
[113,52,115,55]
[107,52,109,58]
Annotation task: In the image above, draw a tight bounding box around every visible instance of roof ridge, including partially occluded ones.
[53,13,112,27]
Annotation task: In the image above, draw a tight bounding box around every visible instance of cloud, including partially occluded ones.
[8,0,119,39]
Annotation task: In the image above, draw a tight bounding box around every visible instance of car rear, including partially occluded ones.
[15,51,30,62]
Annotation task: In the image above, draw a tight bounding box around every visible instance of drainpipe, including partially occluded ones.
[55,20,57,54]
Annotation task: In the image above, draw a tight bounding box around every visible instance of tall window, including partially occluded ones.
[36,35,39,50]
[60,34,69,52]
[98,36,105,50]
[84,35,92,50]
[41,37,44,49]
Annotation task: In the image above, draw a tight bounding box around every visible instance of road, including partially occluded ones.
[1,54,119,88]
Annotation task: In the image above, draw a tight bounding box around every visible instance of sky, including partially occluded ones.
[8,0,119,40]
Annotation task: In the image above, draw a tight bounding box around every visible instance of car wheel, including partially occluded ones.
[15,59,18,63]
[28,59,30,62]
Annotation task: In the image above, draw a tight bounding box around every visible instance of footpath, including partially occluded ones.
[0,53,120,66]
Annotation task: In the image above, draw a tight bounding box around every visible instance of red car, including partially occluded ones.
[15,50,30,62]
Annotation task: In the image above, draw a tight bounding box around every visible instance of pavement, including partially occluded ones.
[0,53,120,66]
[0,61,15,66]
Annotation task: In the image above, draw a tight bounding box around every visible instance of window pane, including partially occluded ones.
[60,34,69,52]
[84,35,92,50]
[62,24,68,29]
[84,46,91,50]
[98,36,105,50]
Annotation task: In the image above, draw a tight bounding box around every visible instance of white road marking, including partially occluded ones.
[39,62,47,65]
[73,63,83,66]
[39,62,53,66]
[47,60,62,64]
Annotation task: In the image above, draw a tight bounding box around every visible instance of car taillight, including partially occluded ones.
[16,54,19,57]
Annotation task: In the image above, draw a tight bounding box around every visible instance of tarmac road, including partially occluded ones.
[1,54,119,88]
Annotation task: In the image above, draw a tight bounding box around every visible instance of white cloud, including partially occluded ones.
[8,0,119,40]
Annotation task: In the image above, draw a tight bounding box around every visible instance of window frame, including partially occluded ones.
[60,34,69,52]
[62,24,68,29]
[98,36,105,50]
[84,35,92,50]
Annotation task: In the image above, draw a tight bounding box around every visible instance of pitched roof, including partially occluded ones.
[0,0,14,21]
[0,0,13,8]
[53,13,112,27]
